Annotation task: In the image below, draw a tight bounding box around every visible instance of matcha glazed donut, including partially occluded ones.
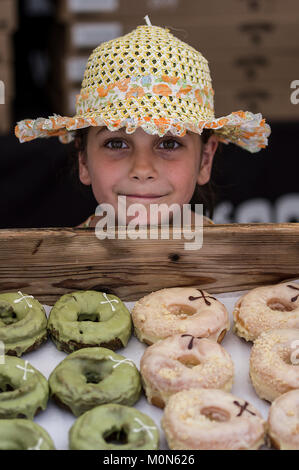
[49,347,141,416]
[0,356,49,419]
[69,404,159,450]
[0,419,55,450]
[0,291,48,356]
[47,291,132,353]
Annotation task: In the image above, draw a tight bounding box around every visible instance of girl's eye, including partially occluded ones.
[159,139,181,151]
[104,139,127,150]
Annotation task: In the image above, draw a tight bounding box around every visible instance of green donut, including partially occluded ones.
[47,291,132,353]
[69,404,159,450]
[0,356,49,419]
[49,347,141,416]
[0,292,48,356]
[0,419,55,450]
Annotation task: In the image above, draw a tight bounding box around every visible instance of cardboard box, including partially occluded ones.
[208,48,299,82]
[56,0,299,21]
[64,16,299,52]
[0,31,12,62]
[0,0,17,31]
[214,79,299,120]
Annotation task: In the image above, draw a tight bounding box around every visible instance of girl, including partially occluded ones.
[15,19,271,228]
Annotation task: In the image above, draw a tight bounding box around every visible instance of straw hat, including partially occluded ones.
[15,19,271,153]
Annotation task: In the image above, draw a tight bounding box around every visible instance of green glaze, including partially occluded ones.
[47,291,132,353]
[69,404,159,450]
[0,355,49,419]
[0,292,48,356]
[49,347,141,416]
[0,419,55,450]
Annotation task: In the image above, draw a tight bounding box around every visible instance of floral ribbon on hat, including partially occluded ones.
[76,74,214,116]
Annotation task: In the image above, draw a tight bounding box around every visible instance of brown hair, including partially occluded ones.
[68,126,221,219]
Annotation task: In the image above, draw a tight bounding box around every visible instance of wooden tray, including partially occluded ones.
[0,223,299,304]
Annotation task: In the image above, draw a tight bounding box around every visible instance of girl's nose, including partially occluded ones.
[128,150,158,180]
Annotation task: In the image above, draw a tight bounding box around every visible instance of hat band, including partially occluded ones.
[76,74,215,116]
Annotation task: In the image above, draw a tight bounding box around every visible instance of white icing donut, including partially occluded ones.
[140,334,234,408]
[161,388,266,450]
[132,287,230,345]
[268,389,299,450]
[250,328,299,402]
[233,281,299,341]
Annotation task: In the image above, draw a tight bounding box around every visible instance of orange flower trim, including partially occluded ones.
[152,84,172,96]
[161,74,180,85]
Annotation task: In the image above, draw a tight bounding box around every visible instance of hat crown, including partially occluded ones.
[81,25,212,93]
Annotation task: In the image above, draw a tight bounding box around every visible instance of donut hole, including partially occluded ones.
[84,371,103,384]
[167,303,197,318]
[178,354,200,368]
[201,406,230,422]
[267,298,296,312]
[77,313,100,322]
[0,303,18,325]
[103,426,128,445]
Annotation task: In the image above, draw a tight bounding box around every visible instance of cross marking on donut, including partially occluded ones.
[16,360,35,380]
[108,356,135,369]
[233,400,256,417]
[13,291,34,308]
[132,417,156,440]
[27,438,43,450]
[188,289,216,306]
[181,334,202,350]
[100,292,119,312]
[287,285,299,302]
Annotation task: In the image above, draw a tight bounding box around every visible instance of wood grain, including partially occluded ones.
[0,223,298,305]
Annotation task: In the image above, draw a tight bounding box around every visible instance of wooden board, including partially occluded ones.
[0,223,299,304]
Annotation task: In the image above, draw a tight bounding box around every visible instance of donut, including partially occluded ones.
[140,334,234,408]
[47,290,132,353]
[161,388,266,450]
[0,419,55,450]
[233,281,299,342]
[0,291,48,356]
[0,355,49,419]
[48,347,141,416]
[268,390,299,450]
[131,287,229,345]
[250,328,299,402]
[69,404,159,450]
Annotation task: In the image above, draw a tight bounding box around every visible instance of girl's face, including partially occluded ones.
[78,126,218,225]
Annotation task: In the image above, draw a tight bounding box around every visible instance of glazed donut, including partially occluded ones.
[47,290,132,353]
[0,291,48,356]
[0,356,49,419]
[233,281,299,342]
[0,419,55,450]
[268,390,299,450]
[132,287,230,345]
[69,404,159,450]
[49,347,141,416]
[140,334,234,408]
[161,388,266,450]
[250,328,299,402]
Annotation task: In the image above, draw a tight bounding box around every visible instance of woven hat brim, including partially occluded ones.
[15,108,271,154]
